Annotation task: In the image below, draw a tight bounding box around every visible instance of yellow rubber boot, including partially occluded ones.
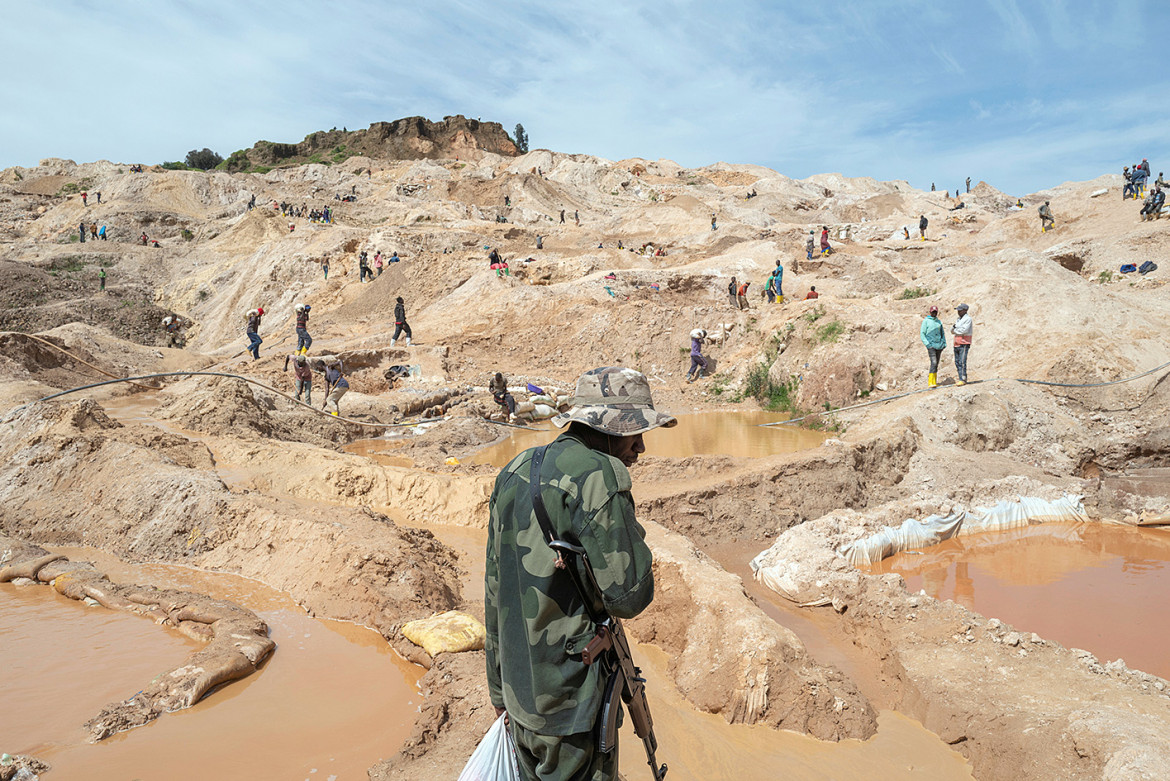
[928,372,937,388]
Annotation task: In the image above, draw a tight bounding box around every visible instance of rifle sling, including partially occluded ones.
[528,445,559,547]
[529,444,607,627]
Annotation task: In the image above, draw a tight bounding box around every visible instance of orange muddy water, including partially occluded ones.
[341,437,416,467]
[619,643,974,781]
[1,583,201,756]
[471,410,827,467]
[867,522,1170,680]
[5,551,423,780]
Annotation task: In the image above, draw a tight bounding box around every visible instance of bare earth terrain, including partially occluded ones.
[2,118,1169,780]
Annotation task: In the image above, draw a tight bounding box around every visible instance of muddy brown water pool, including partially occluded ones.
[2,550,422,780]
[867,522,1170,680]
[470,410,827,467]
[621,644,973,781]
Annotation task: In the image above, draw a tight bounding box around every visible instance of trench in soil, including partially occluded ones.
[866,521,1170,680]
[2,552,423,781]
[11,399,975,778]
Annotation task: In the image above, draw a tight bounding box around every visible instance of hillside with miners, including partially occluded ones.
[2,115,1169,781]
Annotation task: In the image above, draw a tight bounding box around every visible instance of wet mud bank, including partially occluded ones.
[869,522,1170,681]
[4,549,424,781]
[1,537,272,741]
[744,502,1170,779]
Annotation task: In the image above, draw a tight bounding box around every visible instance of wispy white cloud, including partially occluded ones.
[930,44,965,75]
[0,0,1167,194]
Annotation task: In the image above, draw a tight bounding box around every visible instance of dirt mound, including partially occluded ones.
[842,269,905,298]
[154,375,374,446]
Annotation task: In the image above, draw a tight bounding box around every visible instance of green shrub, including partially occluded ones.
[185,148,224,170]
[742,366,800,412]
[800,303,826,323]
[52,256,86,273]
[221,149,251,172]
[160,161,189,170]
[58,182,80,195]
[249,166,272,174]
[1096,270,1114,284]
[895,286,935,300]
[816,320,846,343]
[181,229,194,241]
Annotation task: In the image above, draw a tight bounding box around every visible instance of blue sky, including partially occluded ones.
[1,0,1165,194]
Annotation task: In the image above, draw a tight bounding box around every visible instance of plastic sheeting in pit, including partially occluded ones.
[837,494,1088,567]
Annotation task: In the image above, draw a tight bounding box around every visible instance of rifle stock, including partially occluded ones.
[547,540,668,781]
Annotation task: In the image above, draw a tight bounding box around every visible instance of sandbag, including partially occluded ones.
[401,610,486,656]
[514,400,536,415]
[530,403,556,420]
[457,715,520,781]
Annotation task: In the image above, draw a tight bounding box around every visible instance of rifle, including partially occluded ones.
[529,446,667,781]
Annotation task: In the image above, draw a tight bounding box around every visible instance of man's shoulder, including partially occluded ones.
[549,436,632,495]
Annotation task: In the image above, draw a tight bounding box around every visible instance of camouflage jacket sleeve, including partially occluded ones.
[484,432,654,735]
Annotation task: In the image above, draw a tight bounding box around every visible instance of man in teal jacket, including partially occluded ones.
[485,366,675,780]
[920,305,946,388]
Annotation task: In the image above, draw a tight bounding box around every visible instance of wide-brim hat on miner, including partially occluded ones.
[552,366,677,436]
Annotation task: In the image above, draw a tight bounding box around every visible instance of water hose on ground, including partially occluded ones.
[24,371,434,429]
[764,360,1170,427]
[21,334,160,391]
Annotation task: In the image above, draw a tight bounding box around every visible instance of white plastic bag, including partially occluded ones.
[457,715,521,781]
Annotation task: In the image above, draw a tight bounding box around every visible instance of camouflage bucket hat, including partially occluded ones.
[552,367,677,436]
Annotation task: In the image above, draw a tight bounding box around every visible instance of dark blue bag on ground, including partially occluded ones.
[1139,260,1157,275]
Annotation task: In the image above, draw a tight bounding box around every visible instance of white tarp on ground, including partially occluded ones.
[750,494,1089,606]
[837,494,1088,567]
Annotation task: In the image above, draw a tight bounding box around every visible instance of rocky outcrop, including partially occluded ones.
[240,115,519,169]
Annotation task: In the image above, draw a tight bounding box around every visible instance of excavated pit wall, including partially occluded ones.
[0,396,880,763]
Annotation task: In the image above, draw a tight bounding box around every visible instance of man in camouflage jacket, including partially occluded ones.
[485,366,675,780]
